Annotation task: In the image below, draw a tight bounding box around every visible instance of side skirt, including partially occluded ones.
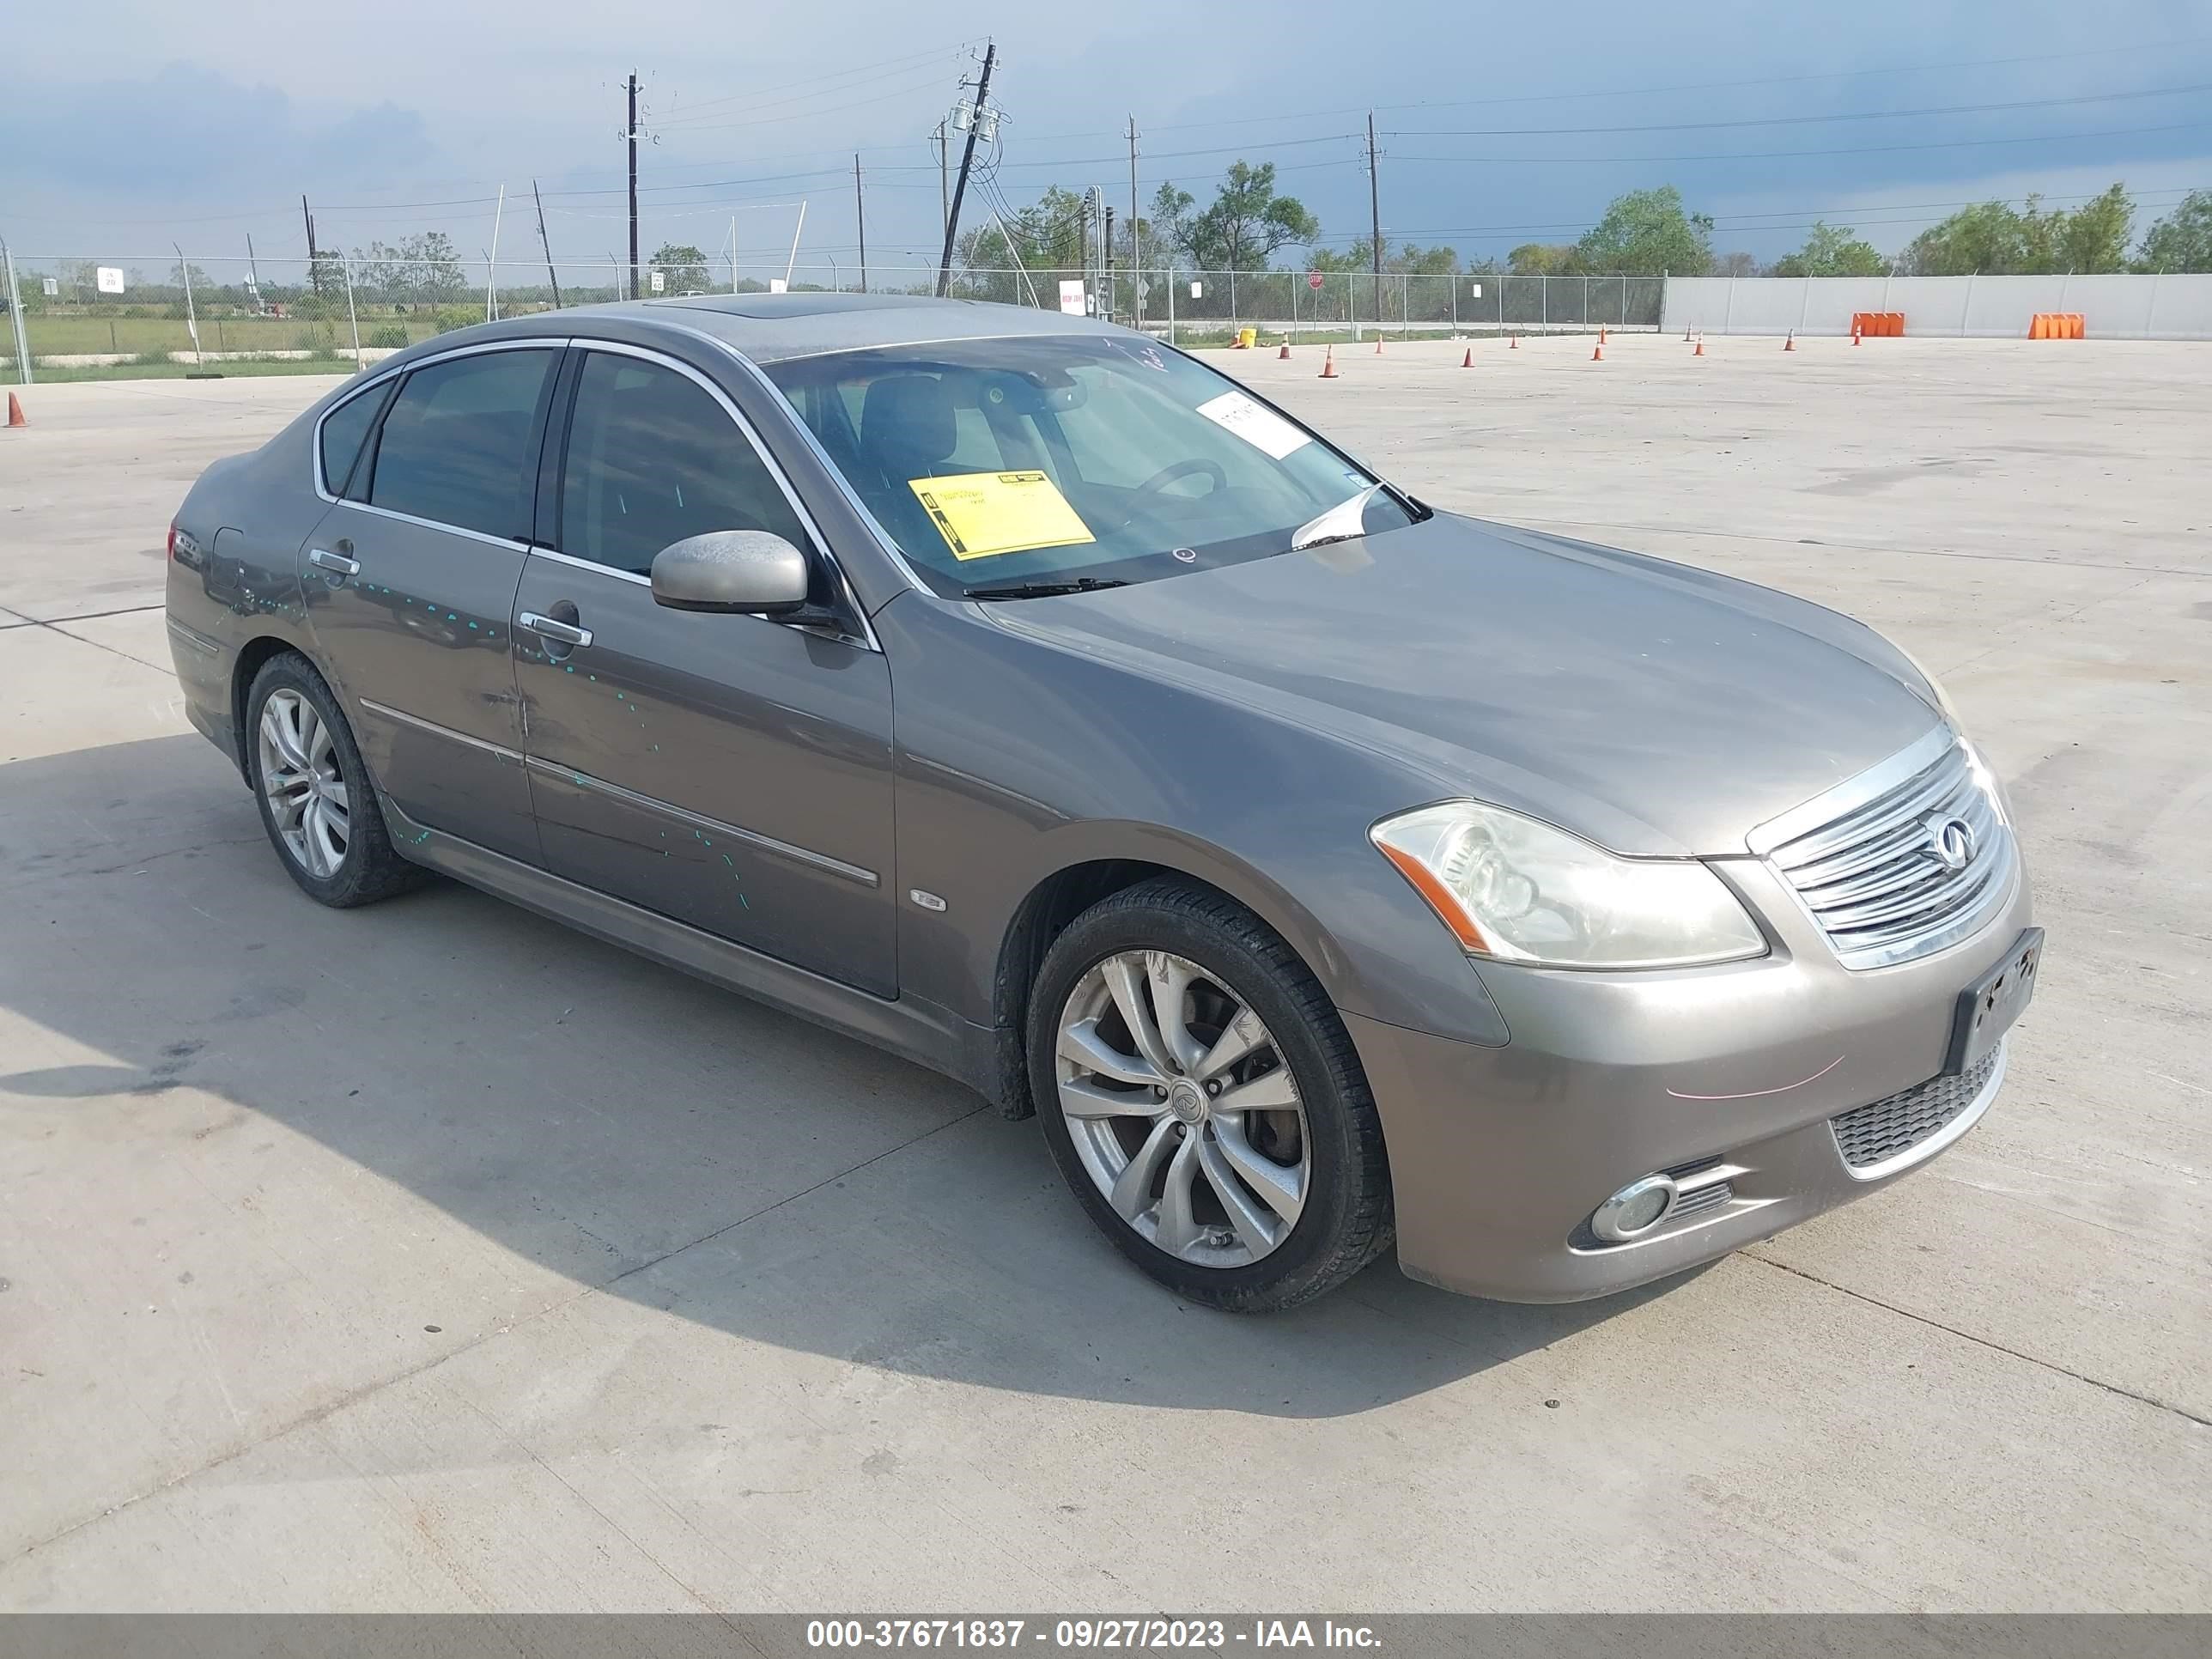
[378,793,1001,1103]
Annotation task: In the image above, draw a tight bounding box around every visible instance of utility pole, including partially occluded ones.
[1365,112,1383,331]
[934,121,950,246]
[1127,115,1141,326]
[935,41,995,298]
[301,194,320,292]
[1103,206,1115,321]
[532,179,562,309]
[854,155,867,294]
[625,71,641,301]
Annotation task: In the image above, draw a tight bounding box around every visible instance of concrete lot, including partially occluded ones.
[1,337,2207,1612]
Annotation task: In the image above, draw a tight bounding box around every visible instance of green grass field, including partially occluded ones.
[13,356,365,385]
[20,313,436,356]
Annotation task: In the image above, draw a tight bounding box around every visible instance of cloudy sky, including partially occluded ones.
[3,0,2209,282]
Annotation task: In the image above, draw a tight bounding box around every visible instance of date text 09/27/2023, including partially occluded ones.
[805,1619,1383,1650]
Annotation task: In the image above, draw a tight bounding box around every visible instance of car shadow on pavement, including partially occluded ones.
[1,735,1684,1421]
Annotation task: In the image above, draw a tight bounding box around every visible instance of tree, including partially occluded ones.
[2136,189,2212,271]
[648,243,711,295]
[2053,185,2132,273]
[1575,186,1713,275]
[1714,251,1760,278]
[1899,187,2136,275]
[1147,183,1195,263]
[1771,222,1886,278]
[1176,162,1319,270]
[1506,242,1583,276]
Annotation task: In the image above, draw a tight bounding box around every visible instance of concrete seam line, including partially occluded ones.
[1743,1249,2212,1431]
[6,612,172,674]
[0,1103,989,1571]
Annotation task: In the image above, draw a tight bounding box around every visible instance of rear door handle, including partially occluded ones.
[520,611,592,648]
[308,547,360,577]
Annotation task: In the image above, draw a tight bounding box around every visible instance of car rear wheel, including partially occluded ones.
[1028,879,1393,1312]
[245,653,426,908]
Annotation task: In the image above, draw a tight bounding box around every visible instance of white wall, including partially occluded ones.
[1662,274,2212,340]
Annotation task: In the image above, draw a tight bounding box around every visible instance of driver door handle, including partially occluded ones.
[308,547,360,577]
[520,611,592,648]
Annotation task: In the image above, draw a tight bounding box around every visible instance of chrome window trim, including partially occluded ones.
[526,756,878,887]
[526,544,650,587]
[648,320,927,600]
[1834,1040,2007,1182]
[358,696,526,764]
[333,496,531,554]
[312,336,573,505]
[552,337,883,653]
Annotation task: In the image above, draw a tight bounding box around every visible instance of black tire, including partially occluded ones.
[243,653,428,908]
[1027,878,1393,1313]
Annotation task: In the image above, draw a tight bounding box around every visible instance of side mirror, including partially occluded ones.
[650,531,811,615]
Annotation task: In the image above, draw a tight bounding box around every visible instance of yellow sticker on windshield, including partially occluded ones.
[908,471,1097,562]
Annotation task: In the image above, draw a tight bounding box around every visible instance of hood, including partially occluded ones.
[981,512,1943,857]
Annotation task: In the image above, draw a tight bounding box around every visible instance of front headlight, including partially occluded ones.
[1370,801,1767,969]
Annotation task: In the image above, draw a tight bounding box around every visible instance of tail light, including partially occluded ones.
[167,521,179,560]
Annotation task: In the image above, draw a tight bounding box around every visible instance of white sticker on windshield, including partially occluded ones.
[1195,391,1312,461]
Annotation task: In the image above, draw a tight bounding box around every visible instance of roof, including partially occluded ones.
[370,292,1132,382]
[647,291,1128,363]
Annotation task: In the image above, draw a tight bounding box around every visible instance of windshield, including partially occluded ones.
[763,335,1418,596]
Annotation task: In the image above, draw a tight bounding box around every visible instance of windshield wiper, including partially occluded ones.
[1289,482,1385,552]
[962,577,1131,601]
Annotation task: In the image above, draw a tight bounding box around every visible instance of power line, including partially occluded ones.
[1384,78,2212,139]
[1006,33,2212,144]
[1387,117,2212,167]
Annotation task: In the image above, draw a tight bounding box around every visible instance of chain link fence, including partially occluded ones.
[2,250,1665,381]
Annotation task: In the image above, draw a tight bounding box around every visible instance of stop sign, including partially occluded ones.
[1307,271,1324,289]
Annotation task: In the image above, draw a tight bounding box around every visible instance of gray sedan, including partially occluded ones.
[163,294,2039,1310]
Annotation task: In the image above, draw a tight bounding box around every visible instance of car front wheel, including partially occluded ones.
[1028,879,1393,1312]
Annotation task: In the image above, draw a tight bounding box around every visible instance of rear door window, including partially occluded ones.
[368,349,556,539]
[319,381,392,498]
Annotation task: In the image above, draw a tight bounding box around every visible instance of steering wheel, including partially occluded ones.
[1131,458,1228,508]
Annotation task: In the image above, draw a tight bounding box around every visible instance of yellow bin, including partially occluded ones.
[1237,326,1257,349]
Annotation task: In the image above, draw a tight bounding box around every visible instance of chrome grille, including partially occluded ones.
[1762,736,2015,969]
[1831,1048,2000,1171]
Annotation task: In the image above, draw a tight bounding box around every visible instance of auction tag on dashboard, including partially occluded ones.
[1195,390,1311,460]
[908,471,1097,561]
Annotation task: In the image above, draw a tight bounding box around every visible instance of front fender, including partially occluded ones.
[876,593,1510,1050]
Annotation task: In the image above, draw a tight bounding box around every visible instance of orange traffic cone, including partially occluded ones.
[4,393,23,429]
[1318,346,1338,380]
[1278,337,1291,360]
[1599,325,1608,345]
[1683,325,1692,342]
[1851,323,1863,346]
[1373,335,1384,354]
[1510,332,1519,349]
[1461,346,1474,368]
[1591,342,1604,362]
[1784,331,1796,351]
[1692,334,1705,356]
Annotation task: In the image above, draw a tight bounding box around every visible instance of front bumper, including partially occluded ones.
[1350,855,2033,1302]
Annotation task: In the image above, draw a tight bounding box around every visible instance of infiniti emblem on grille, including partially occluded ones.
[1923,812,1976,872]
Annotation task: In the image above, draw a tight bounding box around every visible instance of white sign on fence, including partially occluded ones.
[1470,283,1482,298]
[1189,281,1203,300]
[649,270,665,294]
[768,278,788,295]
[42,277,58,297]
[95,267,125,295]
[1058,279,1086,317]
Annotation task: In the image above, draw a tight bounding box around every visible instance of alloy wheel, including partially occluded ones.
[1054,950,1310,1267]
[257,688,350,879]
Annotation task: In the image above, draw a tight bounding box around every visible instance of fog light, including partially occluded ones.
[1591,1174,1679,1242]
